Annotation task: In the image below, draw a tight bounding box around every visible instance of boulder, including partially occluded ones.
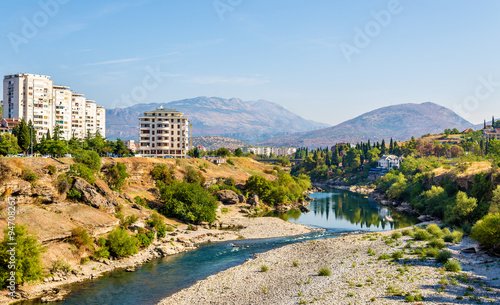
[216,190,239,205]
[94,179,120,206]
[73,178,115,212]
[247,193,260,207]
[238,194,246,204]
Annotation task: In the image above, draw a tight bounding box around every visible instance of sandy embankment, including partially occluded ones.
[160,228,500,305]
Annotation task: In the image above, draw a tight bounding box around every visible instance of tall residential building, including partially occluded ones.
[70,93,86,139]
[3,73,105,140]
[96,106,106,137]
[3,73,54,138]
[139,108,189,158]
[53,85,72,140]
[85,99,97,136]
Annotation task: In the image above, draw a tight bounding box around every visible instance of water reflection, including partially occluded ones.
[269,190,417,231]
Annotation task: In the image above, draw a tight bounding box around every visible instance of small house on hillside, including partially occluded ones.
[377,155,403,169]
[483,128,500,140]
[202,156,226,165]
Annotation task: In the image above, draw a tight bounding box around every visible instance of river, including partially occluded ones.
[19,190,417,305]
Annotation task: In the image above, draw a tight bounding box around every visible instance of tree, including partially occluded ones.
[0,134,21,155]
[114,138,130,156]
[445,191,477,225]
[343,148,361,170]
[17,119,30,154]
[106,227,138,257]
[215,147,230,157]
[234,148,243,157]
[470,213,500,252]
[367,147,381,163]
[0,225,45,288]
[53,125,63,141]
[105,162,130,190]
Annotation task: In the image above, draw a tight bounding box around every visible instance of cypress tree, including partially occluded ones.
[46,129,51,141]
[484,120,487,129]
[389,138,394,153]
[17,119,30,154]
[381,139,386,154]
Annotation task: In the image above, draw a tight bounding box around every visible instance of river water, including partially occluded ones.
[20,190,417,305]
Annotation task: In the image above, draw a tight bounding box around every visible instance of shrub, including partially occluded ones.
[442,227,451,235]
[70,227,93,250]
[391,232,402,240]
[136,232,153,248]
[94,247,110,259]
[426,224,444,238]
[73,150,102,171]
[377,253,391,260]
[444,230,463,243]
[227,159,235,166]
[22,168,38,182]
[134,196,148,207]
[55,173,73,194]
[404,294,415,302]
[402,229,413,237]
[185,168,206,186]
[151,164,175,184]
[159,181,218,223]
[69,163,96,184]
[67,188,82,201]
[318,267,331,276]
[104,162,130,191]
[470,213,500,251]
[260,265,269,272]
[51,258,72,273]
[120,215,138,228]
[0,225,45,288]
[147,213,168,238]
[425,247,440,258]
[391,251,404,261]
[46,165,57,175]
[436,250,452,264]
[414,229,432,241]
[107,227,138,258]
[292,261,299,267]
[444,259,462,272]
[427,238,446,249]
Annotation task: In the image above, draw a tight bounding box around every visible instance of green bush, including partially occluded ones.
[227,159,235,166]
[73,150,102,171]
[67,188,82,201]
[185,168,206,186]
[136,231,154,248]
[120,215,138,228]
[377,253,391,260]
[50,258,72,273]
[436,250,452,264]
[391,251,404,261]
[22,168,38,182]
[426,224,444,238]
[425,247,440,258]
[427,238,446,249]
[107,227,138,258]
[151,164,175,184]
[261,265,269,272]
[404,294,415,302]
[318,267,331,276]
[134,196,148,207]
[470,213,500,251]
[46,165,57,175]
[146,213,168,238]
[414,229,432,241]
[159,181,218,223]
[444,259,462,272]
[402,229,414,237]
[69,163,96,184]
[444,230,463,243]
[94,247,110,259]
[391,232,402,240]
[104,162,130,191]
[0,225,45,288]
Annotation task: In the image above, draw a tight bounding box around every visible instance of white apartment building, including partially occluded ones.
[85,100,97,136]
[139,107,189,158]
[241,146,297,156]
[96,106,106,137]
[3,73,54,138]
[53,85,72,140]
[3,73,105,140]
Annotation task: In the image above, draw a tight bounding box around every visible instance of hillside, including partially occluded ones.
[260,102,474,148]
[193,136,249,150]
[105,97,329,142]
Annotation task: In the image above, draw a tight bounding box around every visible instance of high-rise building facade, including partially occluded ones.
[3,73,105,140]
[139,108,189,158]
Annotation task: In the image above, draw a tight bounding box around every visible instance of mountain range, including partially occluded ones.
[105,97,329,142]
[258,102,475,148]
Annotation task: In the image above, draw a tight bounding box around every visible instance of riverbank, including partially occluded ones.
[159,226,500,305]
[2,215,311,304]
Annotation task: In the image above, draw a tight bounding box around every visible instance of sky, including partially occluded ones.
[1,0,500,126]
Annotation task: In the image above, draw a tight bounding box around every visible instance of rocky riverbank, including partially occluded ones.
[2,215,311,304]
[159,226,500,305]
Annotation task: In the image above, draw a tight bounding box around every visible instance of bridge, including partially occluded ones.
[255,159,304,165]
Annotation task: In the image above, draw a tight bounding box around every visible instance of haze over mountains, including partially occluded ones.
[259,102,475,148]
[106,98,476,149]
[106,97,329,142]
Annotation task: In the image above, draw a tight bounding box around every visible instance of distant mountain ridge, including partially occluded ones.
[259,102,475,148]
[105,97,330,142]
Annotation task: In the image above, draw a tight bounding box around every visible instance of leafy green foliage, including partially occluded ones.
[73,150,102,172]
[104,162,130,190]
[135,231,155,248]
[67,188,82,201]
[69,163,96,184]
[185,167,206,186]
[444,259,462,272]
[70,227,93,251]
[159,181,218,223]
[470,213,500,251]
[151,164,175,184]
[0,225,45,288]
[436,250,452,264]
[318,267,332,276]
[22,168,38,182]
[147,213,168,238]
[245,173,311,206]
[106,227,138,257]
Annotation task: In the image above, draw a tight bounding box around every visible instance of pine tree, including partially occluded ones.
[484,120,487,129]
[17,119,30,154]
[381,139,387,154]
[46,129,51,141]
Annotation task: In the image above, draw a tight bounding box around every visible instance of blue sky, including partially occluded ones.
[1,0,500,126]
